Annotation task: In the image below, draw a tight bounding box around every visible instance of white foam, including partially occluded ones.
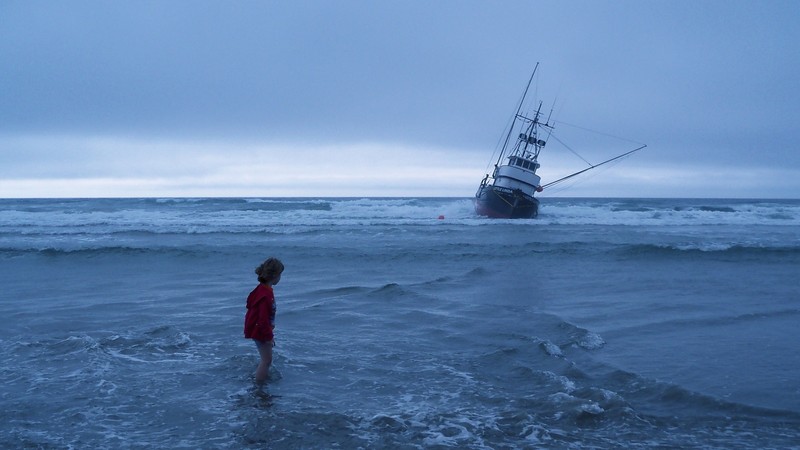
[540,340,564,357]
[539,199,800,227]
[107,349,149,363]
[542,371,576,393]
[578,332,606,350]
[579,402,605,415]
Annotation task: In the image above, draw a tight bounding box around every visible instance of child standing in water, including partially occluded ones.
[244,257,284,384]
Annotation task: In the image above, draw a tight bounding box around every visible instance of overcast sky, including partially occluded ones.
[1,0,798,198]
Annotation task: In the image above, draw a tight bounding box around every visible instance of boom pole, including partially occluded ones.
[540,145,647,189]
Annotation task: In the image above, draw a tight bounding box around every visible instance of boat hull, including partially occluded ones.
[474,186,539,219]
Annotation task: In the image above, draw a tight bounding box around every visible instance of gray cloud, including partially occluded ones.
[1,0,799,197]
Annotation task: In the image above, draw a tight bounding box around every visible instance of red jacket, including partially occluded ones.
[244,284,275,341]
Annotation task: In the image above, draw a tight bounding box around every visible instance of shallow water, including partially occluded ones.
[1,197,799,448]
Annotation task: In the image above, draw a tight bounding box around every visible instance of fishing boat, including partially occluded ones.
[474,64,646,218]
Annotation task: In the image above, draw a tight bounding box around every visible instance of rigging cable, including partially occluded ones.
[553,120,647,146]
[548,134,594,166]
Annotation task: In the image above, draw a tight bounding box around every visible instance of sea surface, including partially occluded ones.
[1,197,799,449]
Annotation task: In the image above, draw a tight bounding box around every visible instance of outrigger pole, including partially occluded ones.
[540,144,647,190]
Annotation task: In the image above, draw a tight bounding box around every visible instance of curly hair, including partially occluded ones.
[255,257,284,284]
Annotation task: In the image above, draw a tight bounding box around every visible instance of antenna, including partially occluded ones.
[546,97,557,126]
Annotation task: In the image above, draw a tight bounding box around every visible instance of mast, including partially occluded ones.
[495,63,539,167]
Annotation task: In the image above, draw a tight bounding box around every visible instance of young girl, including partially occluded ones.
[244,257,284,384]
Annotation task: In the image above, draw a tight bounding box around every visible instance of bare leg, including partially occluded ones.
[254,340,273,385]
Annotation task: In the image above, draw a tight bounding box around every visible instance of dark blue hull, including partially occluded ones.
[474,185,539,219]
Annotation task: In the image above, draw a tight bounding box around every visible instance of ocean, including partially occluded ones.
[1,197,799,449]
